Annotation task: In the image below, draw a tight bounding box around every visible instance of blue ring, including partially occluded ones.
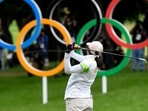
[0,0,4,3]
[0,0,42,50]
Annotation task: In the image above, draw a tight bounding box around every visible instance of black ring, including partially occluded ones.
[47,0,103,45]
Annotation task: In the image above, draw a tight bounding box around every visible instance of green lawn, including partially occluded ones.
[0,62,148,111]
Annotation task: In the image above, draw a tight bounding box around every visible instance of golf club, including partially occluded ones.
[80,47,147,64]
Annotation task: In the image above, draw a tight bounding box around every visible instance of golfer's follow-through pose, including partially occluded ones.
[64,41,103,111]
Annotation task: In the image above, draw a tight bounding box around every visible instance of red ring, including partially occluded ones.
[105,0,148,49]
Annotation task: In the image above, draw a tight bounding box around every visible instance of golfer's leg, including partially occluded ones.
[65,98,93,111]
[83,98,93,111]
[66,98,78,111]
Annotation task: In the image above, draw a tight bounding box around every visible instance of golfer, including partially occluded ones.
[64,41,103,111]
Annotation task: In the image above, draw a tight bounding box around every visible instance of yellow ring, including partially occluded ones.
[16,18,71,77]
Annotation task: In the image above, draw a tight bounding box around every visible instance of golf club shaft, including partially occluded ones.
[80,47,147,62]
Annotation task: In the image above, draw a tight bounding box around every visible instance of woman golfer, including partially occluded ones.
[64,41,103,111]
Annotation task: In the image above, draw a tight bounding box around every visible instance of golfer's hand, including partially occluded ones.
[73,44,80,49]
[65,44,74,53]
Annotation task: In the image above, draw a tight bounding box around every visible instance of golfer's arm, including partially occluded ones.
[70,50,84,62]
[64,53,82,74]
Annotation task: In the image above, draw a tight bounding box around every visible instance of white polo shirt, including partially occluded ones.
[64,51,98,100]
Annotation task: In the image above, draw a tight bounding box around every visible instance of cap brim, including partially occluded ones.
[86,42,91,46]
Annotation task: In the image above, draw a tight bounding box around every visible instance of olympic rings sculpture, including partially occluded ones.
[0,0,147,77]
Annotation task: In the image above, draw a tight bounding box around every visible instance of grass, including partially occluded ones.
[0,62,148,111]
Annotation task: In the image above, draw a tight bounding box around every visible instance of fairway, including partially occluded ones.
[0,62,148,111]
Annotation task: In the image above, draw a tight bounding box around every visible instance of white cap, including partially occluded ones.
[86,41,103,55]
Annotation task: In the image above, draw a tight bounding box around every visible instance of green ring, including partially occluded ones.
[76,18,132,76]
